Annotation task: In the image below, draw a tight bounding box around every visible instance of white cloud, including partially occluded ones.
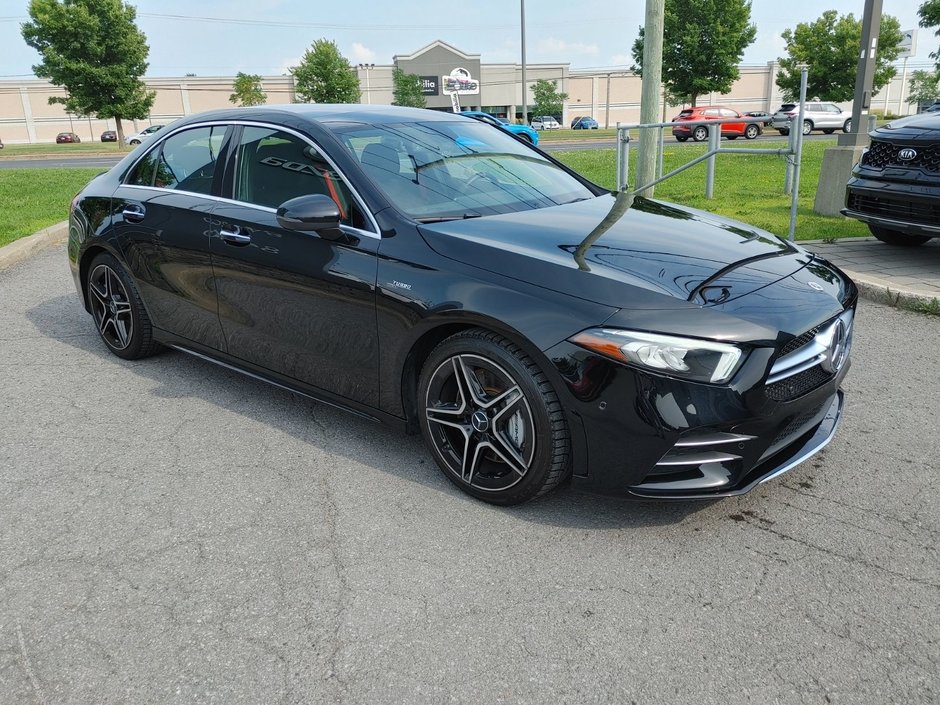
[610,53,633,67]
[537,38,600,58]
[277,56,301,75]
[349,42,377,64]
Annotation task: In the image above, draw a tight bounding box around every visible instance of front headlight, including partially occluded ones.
[570,329,745,384]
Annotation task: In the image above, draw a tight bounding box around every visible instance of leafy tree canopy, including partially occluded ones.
[230,72,266,106]
[21,0,155,142]
[632,0,756,107]
[920,1,940,68]
[531,79,568,118]
[291,39,360,104]
[776,10,902,102]
[391,68,426,108]
[907,69,940,106]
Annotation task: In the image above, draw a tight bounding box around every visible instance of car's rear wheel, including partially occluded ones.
[744,124,760,139]
[129,139,140,145]
[727,135,737,140]
[675,136,689,142]
[778,129,789,136]
[692,126,708,142]
[869,225,931,247]
[418,329,570,505]
[802,120,813,135]
[843,119,852,133]
[517,133,532,144]
[86,252,160,360]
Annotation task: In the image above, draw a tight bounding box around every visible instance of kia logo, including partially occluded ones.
[898,148,917,161]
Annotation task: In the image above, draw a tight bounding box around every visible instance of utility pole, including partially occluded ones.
[839,0,882,146]
[636,0,664,195]
[520,0,527,124]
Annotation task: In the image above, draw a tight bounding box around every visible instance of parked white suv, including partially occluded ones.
[770,102,851,136]
[124,124,165,145]
[530,116,560,130]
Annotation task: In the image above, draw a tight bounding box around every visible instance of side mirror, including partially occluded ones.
[276,194,347,241]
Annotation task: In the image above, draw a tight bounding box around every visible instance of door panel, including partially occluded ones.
[210,125,380,405]
[113,125,230,349]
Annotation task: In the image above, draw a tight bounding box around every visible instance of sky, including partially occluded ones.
[0,0,931,80]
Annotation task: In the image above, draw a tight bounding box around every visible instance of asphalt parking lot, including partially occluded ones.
[1,246,938,704]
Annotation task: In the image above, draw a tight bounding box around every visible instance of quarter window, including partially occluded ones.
[234,126,369,230]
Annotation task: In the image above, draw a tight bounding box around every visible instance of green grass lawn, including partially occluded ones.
[0,138,866,249]
[0,142,128,158]
[554,139,870,241]
[0,168,101,247]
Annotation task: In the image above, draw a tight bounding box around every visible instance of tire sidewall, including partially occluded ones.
[86,252,149,360]
[417,332,568,505]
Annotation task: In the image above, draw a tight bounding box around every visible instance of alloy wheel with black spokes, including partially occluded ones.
[85,252,159,359]
[418,330,570,505]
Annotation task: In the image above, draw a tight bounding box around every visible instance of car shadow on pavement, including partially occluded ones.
[27,294,720,530]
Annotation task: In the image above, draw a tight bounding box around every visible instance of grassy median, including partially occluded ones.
[0,138,867,248]
[0,168,101,247]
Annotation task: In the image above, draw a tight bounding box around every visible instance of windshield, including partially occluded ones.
[332,120,594,220]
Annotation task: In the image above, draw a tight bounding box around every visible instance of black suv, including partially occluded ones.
[843,112,940,246]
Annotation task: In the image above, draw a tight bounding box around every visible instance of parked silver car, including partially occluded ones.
[530,116,560,131]
[770,102,851,136]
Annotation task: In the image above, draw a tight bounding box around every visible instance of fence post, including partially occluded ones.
[705,121,720,199]
[617,127,631,191]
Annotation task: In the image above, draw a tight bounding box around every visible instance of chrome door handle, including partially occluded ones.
[220,225,251,246]
[122,203,146,223]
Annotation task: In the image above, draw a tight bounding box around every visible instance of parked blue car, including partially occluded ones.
[571,116,599,129]
[460,110,540,146]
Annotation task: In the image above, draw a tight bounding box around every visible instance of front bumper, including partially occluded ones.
[844,175,940,237]
[546,332,851,500]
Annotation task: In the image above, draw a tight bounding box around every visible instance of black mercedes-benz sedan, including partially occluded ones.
[68,104,856,505]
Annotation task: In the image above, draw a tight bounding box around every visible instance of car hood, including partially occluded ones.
[417,194,814,310]
[879,112,940,139]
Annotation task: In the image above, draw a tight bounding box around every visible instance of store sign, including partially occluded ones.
[441,67,479,96]
[898,29,917,59]
[420,76,439,96]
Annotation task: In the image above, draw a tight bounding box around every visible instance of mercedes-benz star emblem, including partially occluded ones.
[898,148,917,161]
[821,320,848,374]
[471,410,489,433]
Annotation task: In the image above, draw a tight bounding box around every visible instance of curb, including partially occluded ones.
[0,221,69,272]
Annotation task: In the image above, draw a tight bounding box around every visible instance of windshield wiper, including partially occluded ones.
[415,213,483,223]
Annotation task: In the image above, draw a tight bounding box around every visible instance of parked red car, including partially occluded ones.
[56,132,82,143]
[671,106,761,142]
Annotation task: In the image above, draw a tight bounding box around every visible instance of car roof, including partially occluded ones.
[169,103,469,129]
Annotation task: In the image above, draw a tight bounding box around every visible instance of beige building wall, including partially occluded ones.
[0,62,919,144]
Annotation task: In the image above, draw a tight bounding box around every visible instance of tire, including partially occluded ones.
[692,126,708,142]
[802,120,812,136]
[727,135,737,140]
[843,119,852,133]
[823,129,835,134]
[517,133,532,144]
[869,225,931,247]
[85,252,160,360]
[744,124,760,140]
[778,129,789,136]
[129,139,140,145]
[675,136,689,142]
[418,329,571,506]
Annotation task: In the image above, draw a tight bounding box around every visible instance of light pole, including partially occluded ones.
[358,63,374,104]
[520,1,528,124]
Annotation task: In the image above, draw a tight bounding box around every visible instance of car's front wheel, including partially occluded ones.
[86,252,160,359]
[802,120,813,135]
[418,330,570,505]
[869,225,931,247]
[692,126,708,142]
[744,124,760,139]
[778,128,789,136]
[129,139,140,145]
[843,119,852,133]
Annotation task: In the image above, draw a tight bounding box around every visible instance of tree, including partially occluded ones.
[776,11,903,102]
[230,72,266,106]
[920,1,940,67]
[632,0,756,107]
[21,0,155,144]
[291,39,360,104]
[392,68,426,108]
[908,69,940,106]
[531,79,568,117]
